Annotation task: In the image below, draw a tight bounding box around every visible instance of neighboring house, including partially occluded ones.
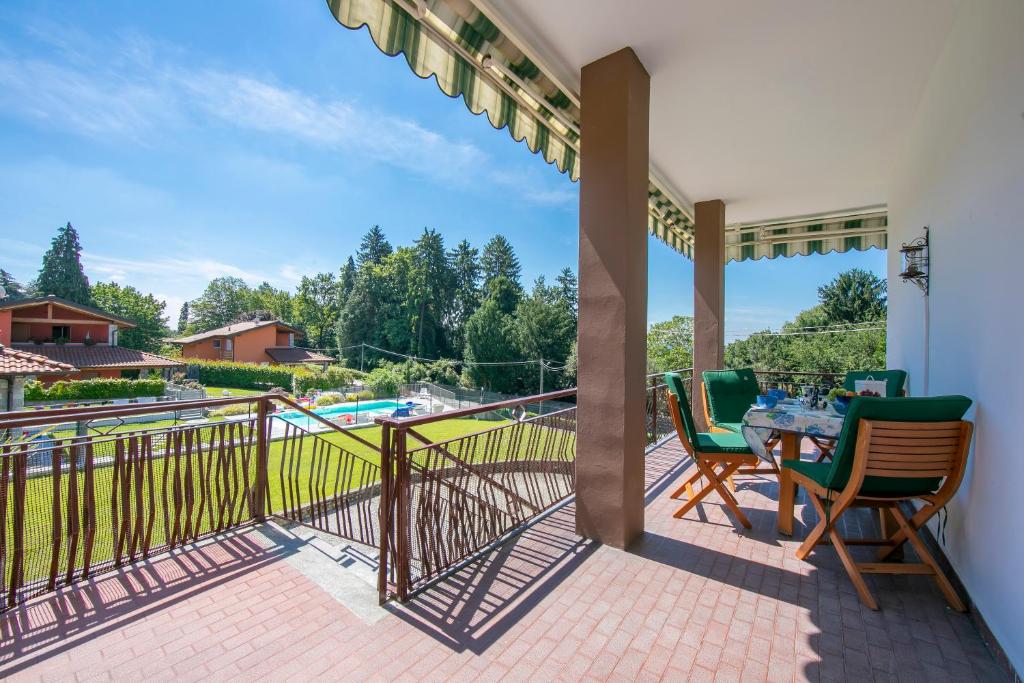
[170,320,332,369]
[0,295,183,384]
[0,344,78,410]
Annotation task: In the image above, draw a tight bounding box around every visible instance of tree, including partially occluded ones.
[33,222,92,304]
[647,316,694,373]
[0,269,26,300]
[294,273,340,350]
[189,277,252,331]
[817,268,887,324]
[356,225,392,268]
[249,281,294,322]
[555,267,578,322]
[177,301,190,333]
[410,228,454,358]
[448,239,481,352]
[339,256,357,302]
[463,295,520,393]
[481,235,522,297]
[512,278,576,391]
[91,282,168,352]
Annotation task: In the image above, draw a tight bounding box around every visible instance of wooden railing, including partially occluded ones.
[375,388,577,603]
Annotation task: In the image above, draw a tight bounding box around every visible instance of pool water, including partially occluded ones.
[275,400,408,429]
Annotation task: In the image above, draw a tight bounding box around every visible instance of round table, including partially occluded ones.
[742,401,845,535]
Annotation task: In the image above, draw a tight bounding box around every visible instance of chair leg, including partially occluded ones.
[888,505,966,612]
[796,492,830,561]
[876,502,937,561]
[674,461,751,529]
[831,528,879,610]
[670,467,705,500]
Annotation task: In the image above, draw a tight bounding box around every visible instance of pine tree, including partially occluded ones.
[480,235,522,294]
[448,239,481,352]
[356,225,392,268]
[0,269,26,300]
[177,301,190,332]
[555,267,578,321]
[339,256,357,302]
[411,228,454,357]
[33,222,92,304]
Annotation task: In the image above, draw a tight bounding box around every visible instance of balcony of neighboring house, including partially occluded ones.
[2,0,1021,680]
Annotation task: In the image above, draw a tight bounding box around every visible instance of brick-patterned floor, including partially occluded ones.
[0,439,1007,682]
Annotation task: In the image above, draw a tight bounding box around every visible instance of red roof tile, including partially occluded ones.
[10,344,183,370]
[0,345,79,377]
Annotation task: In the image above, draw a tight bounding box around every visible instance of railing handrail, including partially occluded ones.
[404,404,578,454]
[646,367,693,380]
[271,394,380,452]
[375,388,576,428]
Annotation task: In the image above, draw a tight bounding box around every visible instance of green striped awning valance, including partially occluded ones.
[325,0,697,258]
[724,210,888,263]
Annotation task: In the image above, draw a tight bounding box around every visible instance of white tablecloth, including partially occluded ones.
[741,401,846,461]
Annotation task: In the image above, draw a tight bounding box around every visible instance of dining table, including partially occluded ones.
[740,400,845,535]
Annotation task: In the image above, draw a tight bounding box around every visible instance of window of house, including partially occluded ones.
[213,340,221,349]
[51,325,70,341]
[225,339,233,351]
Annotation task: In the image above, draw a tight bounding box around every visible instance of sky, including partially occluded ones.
[0,0,886,343]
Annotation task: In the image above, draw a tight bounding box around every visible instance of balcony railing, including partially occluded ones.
[646,368,693,446]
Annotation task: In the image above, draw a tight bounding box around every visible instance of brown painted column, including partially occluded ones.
[693,199,726,431]
[576,47,649,549]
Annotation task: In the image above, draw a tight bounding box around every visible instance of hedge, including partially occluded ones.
[187,359,298,391]
[293,365,364,394]
[25,378,167,402]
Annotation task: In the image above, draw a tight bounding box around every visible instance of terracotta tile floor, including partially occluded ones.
[0,439,1007,682]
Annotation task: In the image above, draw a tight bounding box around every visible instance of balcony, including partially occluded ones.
[0,385,1006,680]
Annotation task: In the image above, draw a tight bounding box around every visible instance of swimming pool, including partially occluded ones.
[275,400,409,429]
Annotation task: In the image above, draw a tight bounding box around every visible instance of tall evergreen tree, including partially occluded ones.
[177,301,190,333]
[480,235,522,296]
[410,228,454,357]
[33,222,92,304]
[356,225,392,268]
[448,239,481,352]
[555,267,578,322]
[0,269,26,300]
[463,295,519,393]
[339,256,357,302]
[512,277,576,392]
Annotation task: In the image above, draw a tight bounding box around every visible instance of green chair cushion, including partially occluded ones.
[695,431,754,455]
[715,422,744,434]
[822,395,972,493]
[843,370,908,398]
[783,460,940,498]
[703,368,760,424]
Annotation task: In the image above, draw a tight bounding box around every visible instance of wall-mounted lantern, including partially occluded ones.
[899,226,929,294]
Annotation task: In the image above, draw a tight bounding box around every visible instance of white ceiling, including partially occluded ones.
[477,0,959,223]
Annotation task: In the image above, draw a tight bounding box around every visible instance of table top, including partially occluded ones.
[742,400,846,439]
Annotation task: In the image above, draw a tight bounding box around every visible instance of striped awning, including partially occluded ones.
[724,209,888,263]
[325,0,885,263]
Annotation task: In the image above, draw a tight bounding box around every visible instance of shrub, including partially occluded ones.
[293,365,363,394]
[356,390,374,400]
[208,402,258,417]
[25,378,167,402]
[187,359,296,391]
[314,393,344,407]
[365,366,401,396]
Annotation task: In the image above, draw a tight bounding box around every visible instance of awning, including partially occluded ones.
[324,0,884,263]
[724,209,888,263]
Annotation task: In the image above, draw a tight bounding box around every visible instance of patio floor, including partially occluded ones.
[0,439,1007,682]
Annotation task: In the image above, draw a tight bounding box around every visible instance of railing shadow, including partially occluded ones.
[0,525,301,677]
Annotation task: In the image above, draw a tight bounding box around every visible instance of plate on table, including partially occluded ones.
[749,404,775,411]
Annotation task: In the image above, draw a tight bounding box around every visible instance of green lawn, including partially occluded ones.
[7,415,575,589]
[202,386,266,397]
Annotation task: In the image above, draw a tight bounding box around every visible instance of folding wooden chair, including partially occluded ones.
[701,370,780,476]
[664,373,759,528]
[784,395,973,611]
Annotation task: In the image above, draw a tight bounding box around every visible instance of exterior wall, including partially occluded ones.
[23,322,109,343]
[886,0,1024,669]
[181,338,224,361]
[275,331,294,346]
[0,309,11,345]
[232,326,277,364]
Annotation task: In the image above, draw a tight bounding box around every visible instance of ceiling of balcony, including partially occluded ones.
[476,0,959,224]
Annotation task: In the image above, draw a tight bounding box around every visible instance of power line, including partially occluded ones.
[741,326,885,338]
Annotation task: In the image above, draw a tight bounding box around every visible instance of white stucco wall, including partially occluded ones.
[886,0,1024,668]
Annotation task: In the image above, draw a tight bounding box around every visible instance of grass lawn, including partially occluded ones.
[8,414,576,589]
[202,386,266,397]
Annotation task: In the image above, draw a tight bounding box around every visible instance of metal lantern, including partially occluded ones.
[899,226,929,294]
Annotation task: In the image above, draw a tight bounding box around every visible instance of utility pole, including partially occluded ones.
[539,358,544,395]
[360,344,365,373]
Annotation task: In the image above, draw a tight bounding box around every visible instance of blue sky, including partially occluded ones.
[0,0,885,342]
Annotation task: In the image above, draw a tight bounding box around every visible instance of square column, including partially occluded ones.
[576,47,650,548]
[693,200,726,430]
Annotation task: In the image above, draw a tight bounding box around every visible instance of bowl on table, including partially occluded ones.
[768,389,789,402]
[755,394,778,409]
[831,394,852,415]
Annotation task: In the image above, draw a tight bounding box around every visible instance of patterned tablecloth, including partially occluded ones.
[741,401,846,461]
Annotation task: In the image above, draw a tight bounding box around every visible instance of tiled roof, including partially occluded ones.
[0,345,79,377]
[264,347,333,364]
[0,294,136,327]
[171,320,302,345]
[10,344,183,369]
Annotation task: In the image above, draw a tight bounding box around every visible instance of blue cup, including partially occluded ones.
[756,394,778,409]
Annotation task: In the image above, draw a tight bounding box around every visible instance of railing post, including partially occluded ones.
[650,376,658,440]
[254,398,269,522]
[378,422,391,604]
[395,426,411,602]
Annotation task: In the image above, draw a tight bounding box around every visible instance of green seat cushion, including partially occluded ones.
[703,369,759,424]
[843,370,908,397]
[695,431,754,455]
[783,459,939,497]
[715,422,744,434]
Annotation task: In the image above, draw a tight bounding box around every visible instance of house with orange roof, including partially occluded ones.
[170,320,332,369]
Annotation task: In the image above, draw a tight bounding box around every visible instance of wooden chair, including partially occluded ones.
[664,373,759,528]
[809,369,910,462]
[701,369,780,476]
[784,395,973,611]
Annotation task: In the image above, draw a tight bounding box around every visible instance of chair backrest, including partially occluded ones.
[855,418,973,482]
[702,368,760,424]
[664,372,700,449]
[825,395,972,491]
[843,370,908,397]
